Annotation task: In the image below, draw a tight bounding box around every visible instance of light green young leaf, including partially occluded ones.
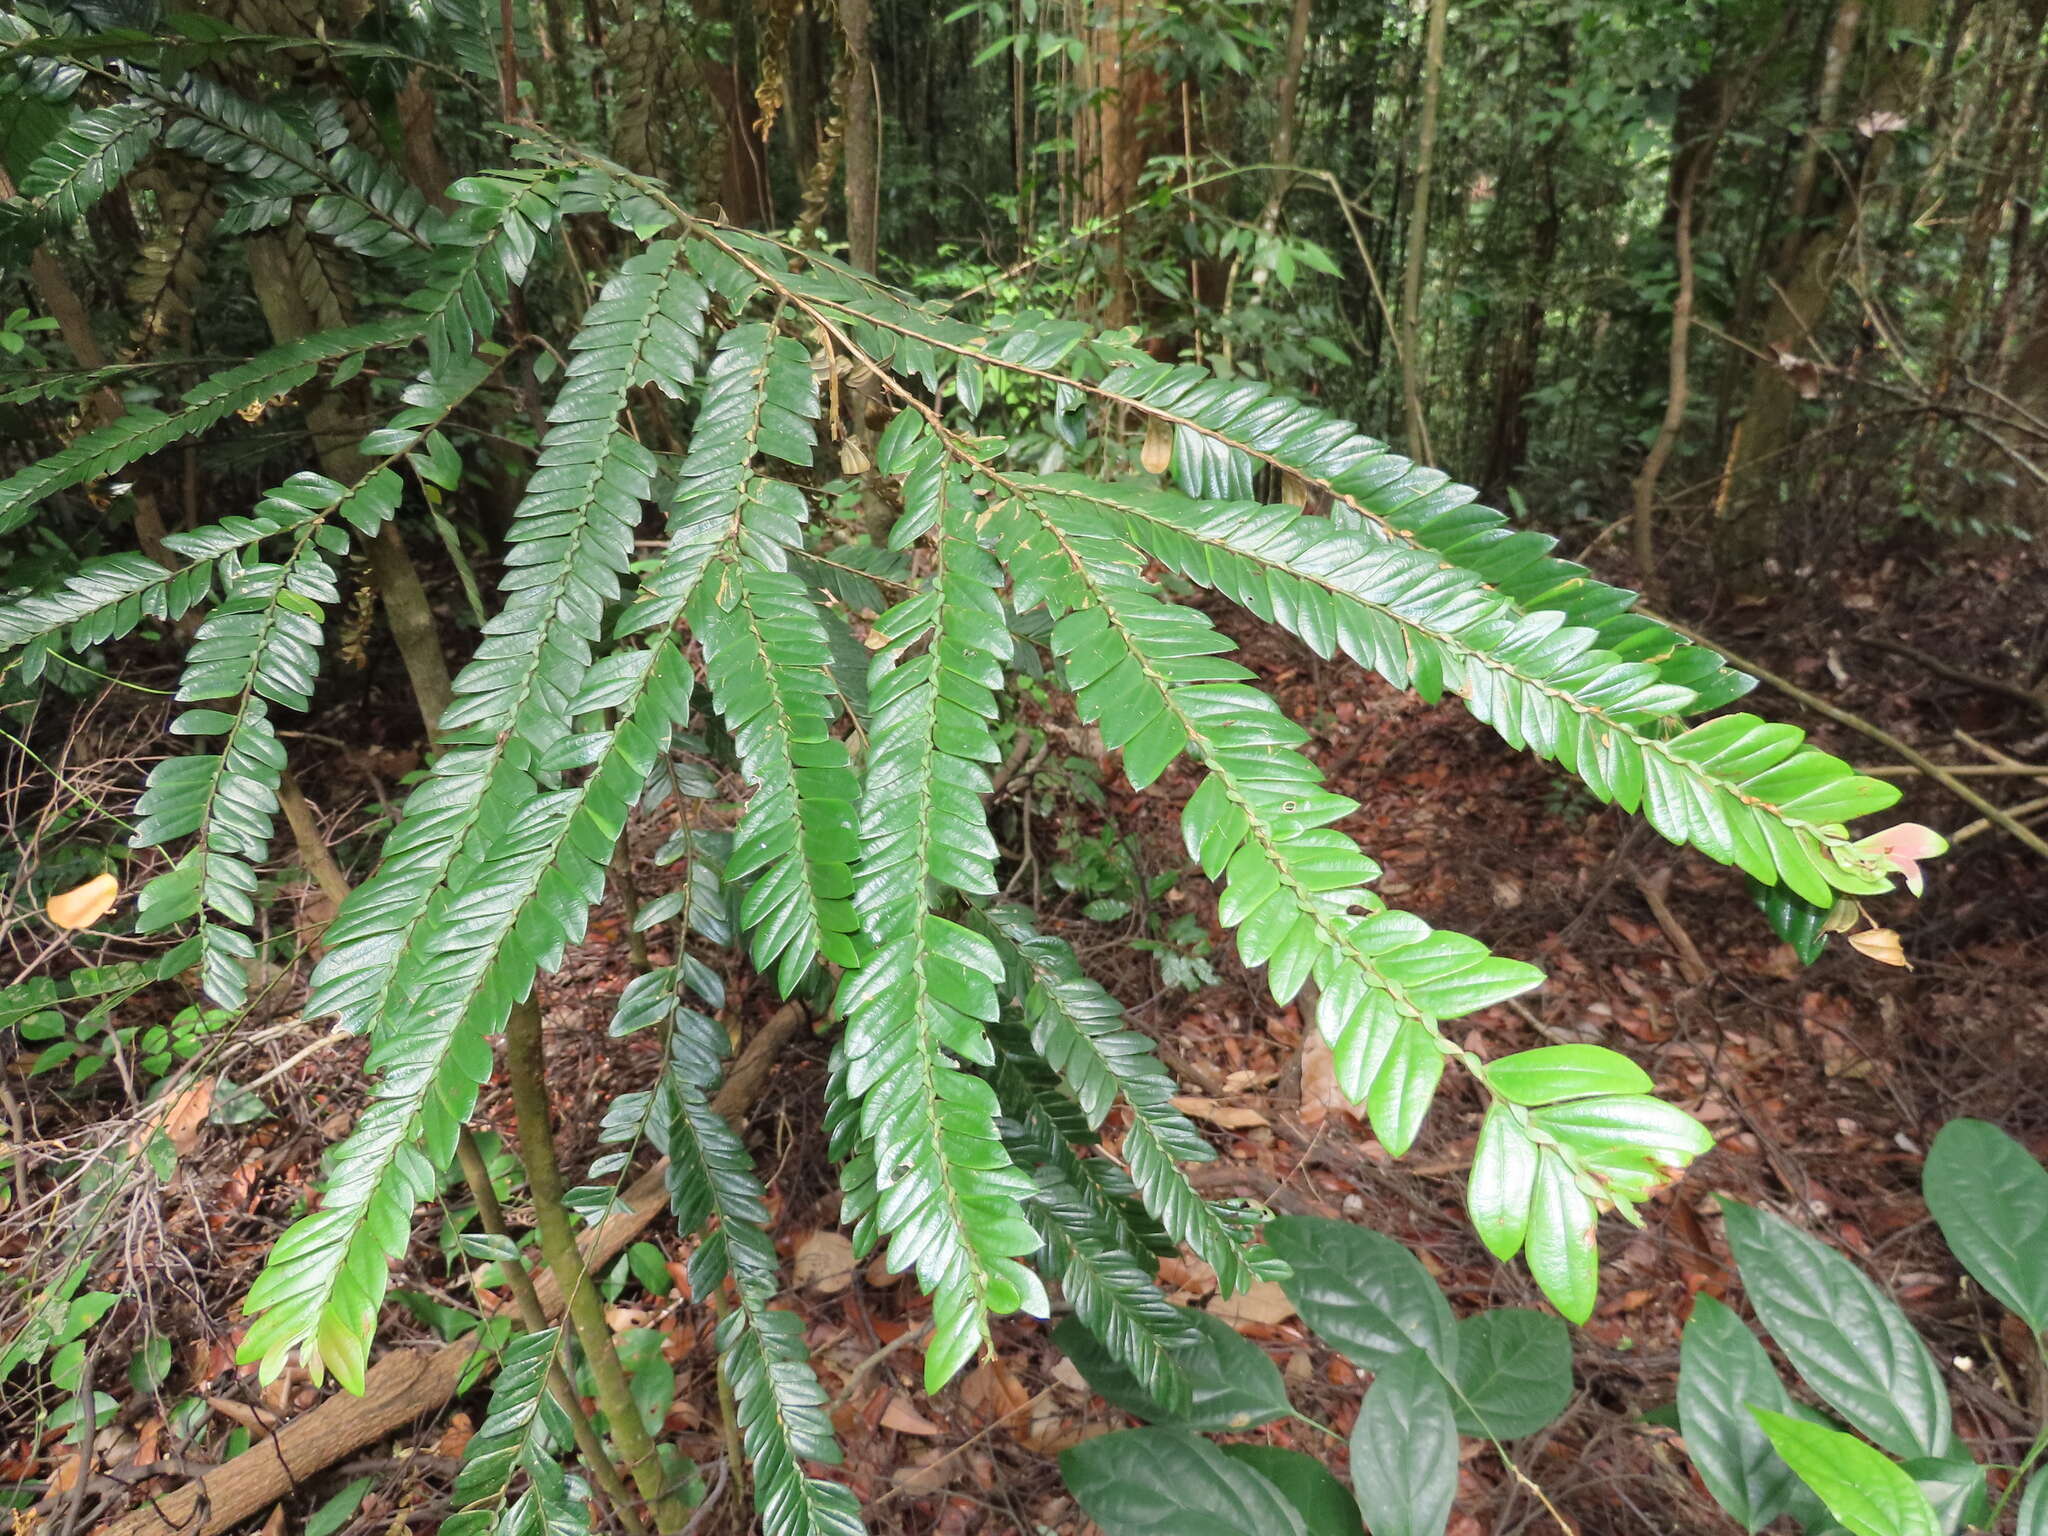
[1483,1045,1652,1105]
[1753,1411,1939,1536]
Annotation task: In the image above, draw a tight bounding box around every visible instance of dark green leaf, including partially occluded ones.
[1052,1311,1288,1431]
[1218,1446,1362,1536]
[1721,1200,1955,1461]
[1061,1428,1309,1536]
[1450,1309,1570,1440]
[1678,1295,1804,1533]
[1350,1348,1456,1536]
[1922,1118,2048,1332]
[1266,1215,1456,1372]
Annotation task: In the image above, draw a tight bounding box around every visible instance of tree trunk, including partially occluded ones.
[1399,0,1447,463]
[841,0,878,275]
[1714,0,1930,589]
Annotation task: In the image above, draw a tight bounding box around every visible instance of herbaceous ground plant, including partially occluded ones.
[0,15,1944,1534]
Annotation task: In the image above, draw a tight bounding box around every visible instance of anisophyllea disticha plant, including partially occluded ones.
[0,13,1945,1531]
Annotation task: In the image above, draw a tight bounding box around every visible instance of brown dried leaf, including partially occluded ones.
[792,1230,857,1294]
[1848,928,1911,969]
[879,1395,944,1436]
[1297,1029,1356,1128]
[46,873,119,930]
[1170,1095,1268,1130]
[1206,1279,1296,1328]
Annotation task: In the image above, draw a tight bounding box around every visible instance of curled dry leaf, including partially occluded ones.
[878,1395,944,1436]
[46,872,119,929]
[1170,1094,1270,1131]
[1847,927,1911,968]
[1140,416,1173,475]
[792,1229,857,1294]
[1206,1278,1296,1328]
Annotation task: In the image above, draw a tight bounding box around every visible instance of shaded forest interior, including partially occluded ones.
[2,0,2047,1534]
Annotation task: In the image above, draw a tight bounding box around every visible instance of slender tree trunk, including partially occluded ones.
[1257,0,1313,238]
[1714,0,1930,589]
[1399,0,1446,463]
[1012,0,1027,215]
[506,999,693,1532]
[1633,151,1705,588]
[841,0,878,275]
[0,160,176,566]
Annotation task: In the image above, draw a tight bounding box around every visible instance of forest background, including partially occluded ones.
[2,0,2047,1533]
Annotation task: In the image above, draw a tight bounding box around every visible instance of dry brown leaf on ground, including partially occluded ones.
[1170,1094,1269,1130]
[1297,1028,1359,1127]
[878,1395,944,1436]
[958,1360,1031,1425]
[792,1230,857,1294]
[1207,1278,1296,1328]
[127,1079,215,1159]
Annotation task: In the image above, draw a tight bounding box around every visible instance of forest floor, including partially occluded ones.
[8,540,2048,1535]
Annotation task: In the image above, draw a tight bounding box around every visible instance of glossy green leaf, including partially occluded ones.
[1678,1295,1805,1533]
[1061,1428,1309,1536]
[2018,1472,2047,1536]
[1266,1215,1456,1372]
[1350,1348,1457,1536]
[1450,1309,1571,1440]
[1922,1118,2048,1332]
[1483,1045,1652,1106]
[1218,1446,1363,1536]
[1753,1412,1939,1536]
[1052,1310,1289,1432]
[1721,1200,1955,1460]
[1899,1457,1989,1536]
[1467,1105,1538,1261]
[1525,1151,1599,1324]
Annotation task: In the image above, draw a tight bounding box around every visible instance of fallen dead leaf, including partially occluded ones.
[879,1395,945,1436]
[435,1411,474,1458]
[890,1451,953,1497]
[864,1253,905,1288]
[792,1230,857,1294]
[1156,1255,1217,1300]
[1171,1094,1269,1130]
[129,1079,215,1158]
[959,1360,1031,1425]
[1207,1279,1296,1328]
[1297,1029,1357,1128]
[1848,928,1911,968]
[46,872,119,929]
